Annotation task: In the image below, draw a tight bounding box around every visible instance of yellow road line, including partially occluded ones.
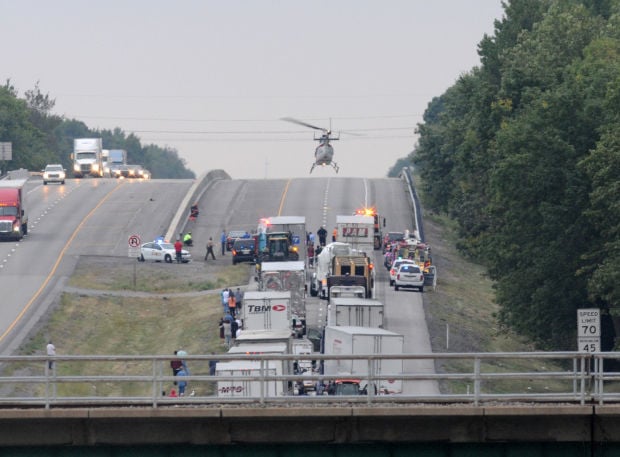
[0,182,125,343]
[277,179,291,216]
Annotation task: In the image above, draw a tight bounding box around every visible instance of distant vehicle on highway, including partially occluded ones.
[389,259,415,286]
[42,164,66,185]
[226,230,251,251]
[129,165,150,179]
[394,263,424,292]
[138,242,191,263]
[111,164,130,178]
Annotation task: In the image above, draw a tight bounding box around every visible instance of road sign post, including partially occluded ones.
[128,234,141,258]
[577,308,600,353]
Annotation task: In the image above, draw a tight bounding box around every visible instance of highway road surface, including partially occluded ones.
[0,173,438,395]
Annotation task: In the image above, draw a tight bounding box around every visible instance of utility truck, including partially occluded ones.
[0,179,28,240]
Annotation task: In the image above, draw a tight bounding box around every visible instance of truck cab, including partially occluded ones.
[0,180,28,240]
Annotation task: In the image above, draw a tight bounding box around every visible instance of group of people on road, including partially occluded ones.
[219,287,244,348]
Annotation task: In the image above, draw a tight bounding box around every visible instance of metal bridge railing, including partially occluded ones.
[0,352,617,409]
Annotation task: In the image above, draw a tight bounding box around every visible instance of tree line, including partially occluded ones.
[391,0,620,349]
[0,81,195,179]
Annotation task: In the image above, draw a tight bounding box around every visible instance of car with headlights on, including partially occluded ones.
[393,263,424,292]
[42,164,66,185]
[138,241,191,263]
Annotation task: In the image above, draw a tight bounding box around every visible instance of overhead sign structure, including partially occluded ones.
[577,308,600,353]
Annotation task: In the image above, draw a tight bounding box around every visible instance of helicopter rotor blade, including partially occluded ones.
[281,117,327,133]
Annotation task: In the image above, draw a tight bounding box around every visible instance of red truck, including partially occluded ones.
[0,179,28,241]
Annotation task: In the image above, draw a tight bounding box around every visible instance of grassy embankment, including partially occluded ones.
[13,260,251,397]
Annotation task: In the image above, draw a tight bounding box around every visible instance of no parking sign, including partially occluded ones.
[128,234,141,257]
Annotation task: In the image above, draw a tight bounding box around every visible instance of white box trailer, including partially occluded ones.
[242,291,292,332]
[323,326,404,394]
[259,262,306,325]
[234,329,293,353]
[327,298,384,328]
[218,341,290,397]
[215,360,282,397]
[292,337,314,372]
[336,215,374,255]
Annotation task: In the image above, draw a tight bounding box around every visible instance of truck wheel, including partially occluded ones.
[61,180,65,185]
[164,254,172,263]
[394,285,399,291]
[419,286,424,293]
[43,181,48,185]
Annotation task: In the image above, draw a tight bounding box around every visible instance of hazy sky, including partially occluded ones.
[1,1,504,179]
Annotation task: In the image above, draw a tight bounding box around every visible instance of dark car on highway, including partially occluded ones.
[226,230,251,251]
[232,238,256,264]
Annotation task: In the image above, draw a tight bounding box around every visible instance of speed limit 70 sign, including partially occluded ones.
[577,308,600,353]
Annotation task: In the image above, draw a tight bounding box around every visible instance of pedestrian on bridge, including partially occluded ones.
[46,341,56,370]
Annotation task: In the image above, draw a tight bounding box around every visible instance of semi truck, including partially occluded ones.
[310,242,353,298]
[241,291,292,332]
[323,326,404,394]
[331,254,374,298]
[72,138,104,178]
[259,261,306,334]
[336,214,375,254]
[354,207,386,250]
[327,297,384,328]
[0,179,28,240]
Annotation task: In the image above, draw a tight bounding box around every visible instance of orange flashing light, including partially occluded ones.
[355,206,377,217]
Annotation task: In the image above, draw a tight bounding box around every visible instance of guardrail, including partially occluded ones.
[1,352,619,409]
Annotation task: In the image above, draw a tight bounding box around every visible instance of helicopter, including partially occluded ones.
[282,117,340,173]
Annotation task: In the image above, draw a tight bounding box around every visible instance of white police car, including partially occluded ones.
[138,241,191,263]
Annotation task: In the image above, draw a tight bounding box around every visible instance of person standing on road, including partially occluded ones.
[317,226,327,247]
[205,237,216,260]
[228,292,237,318]
[222,319,232,348]
[174,238,183,263]
[46,341,56,370]
[332,227,337,242]
[220,230,227,256]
